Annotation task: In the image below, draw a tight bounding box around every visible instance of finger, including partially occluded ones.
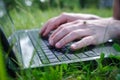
[50,20,87,38]
[49,24,81,46]
[40,22,48,34]
[49,27,70,46]
[40,17,54,35]
[50,22,73,38]
[49,20,86,41]
[43,14,68,36]
[71,36,95,50]
[55,29,90,48]
[49,21,85,45]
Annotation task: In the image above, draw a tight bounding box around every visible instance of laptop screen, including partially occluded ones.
[0,0,15,39]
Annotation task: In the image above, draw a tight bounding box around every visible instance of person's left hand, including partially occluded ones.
[49,19,115,50]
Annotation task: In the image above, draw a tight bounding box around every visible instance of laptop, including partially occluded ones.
[0,0,120,75]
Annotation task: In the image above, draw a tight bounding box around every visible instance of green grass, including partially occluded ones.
[0,44,7,80]
[1,2,120,80]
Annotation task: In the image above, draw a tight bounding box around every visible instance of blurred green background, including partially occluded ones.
[2,0,113,30]
[4,0,113,10]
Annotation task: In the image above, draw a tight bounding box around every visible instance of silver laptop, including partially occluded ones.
[0,0,119,73]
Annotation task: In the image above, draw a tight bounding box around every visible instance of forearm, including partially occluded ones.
[113,0,120,20]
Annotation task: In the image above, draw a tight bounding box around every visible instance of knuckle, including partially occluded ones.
[60,12,68,20]
[71,31,78,36]
[61,12,67,16]
[63,27,70,32]
[90,36,96,45]
[59,25,65,29]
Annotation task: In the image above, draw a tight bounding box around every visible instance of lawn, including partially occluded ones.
[1,2,120,80]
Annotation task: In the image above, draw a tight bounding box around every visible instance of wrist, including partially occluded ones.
[109,19,120,39]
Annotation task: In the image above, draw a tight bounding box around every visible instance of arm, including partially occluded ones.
[113,0,120,20]
[48,1,120,49]
[40,0,120,50]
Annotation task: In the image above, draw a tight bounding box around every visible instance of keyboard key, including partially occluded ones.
[54,51,63,56]
[49,58,59,63]
[41,47,49,50]
[44,49,52,53]
[43,49,54,56]
[76,53,88,58]
[42,59,49,64]
[40,55,47,60]
[47,55,56,59]
[37,51,45,57]
[44,52,53,56]
[41,41,48,47]
[65,54,78,60]
[84,51,97,57]
[54,51,69,61]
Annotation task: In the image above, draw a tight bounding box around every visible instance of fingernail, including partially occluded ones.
[49,39,54,46]
[71,44,76,50]
[56,42,61,48]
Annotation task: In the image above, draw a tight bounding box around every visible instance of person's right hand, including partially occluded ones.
[40,12,101,36]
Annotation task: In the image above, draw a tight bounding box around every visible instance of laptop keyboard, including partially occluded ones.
[25,29,118,67]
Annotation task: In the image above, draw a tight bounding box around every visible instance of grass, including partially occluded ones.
[0,43,7,80]
[1,2,120,80]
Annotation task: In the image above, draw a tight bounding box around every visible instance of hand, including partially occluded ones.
[40,12,101,36]
[49,18,119,50]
